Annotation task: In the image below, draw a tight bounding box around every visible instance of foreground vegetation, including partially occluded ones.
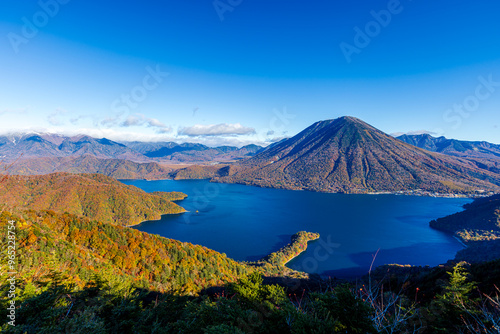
[2,207,500,332]
[2,259,500,333]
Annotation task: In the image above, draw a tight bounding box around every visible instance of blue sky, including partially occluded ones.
[1,0,499,146]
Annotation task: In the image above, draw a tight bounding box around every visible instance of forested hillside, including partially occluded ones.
[0,173,186,226]
[1,170,500,332]
[430,194,500,262]
[0,209,251,295]
[6,155,175,180]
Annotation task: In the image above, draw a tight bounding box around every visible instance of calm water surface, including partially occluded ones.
[121,179,471,278]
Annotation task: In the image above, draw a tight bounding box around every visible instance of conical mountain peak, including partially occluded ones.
[215,117,500,194]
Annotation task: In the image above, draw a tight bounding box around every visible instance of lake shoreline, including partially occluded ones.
[123,178,471,277]
[126,209,187,228]
[283,237,320,267]
[118,177,495,199]
[259,232,321,268]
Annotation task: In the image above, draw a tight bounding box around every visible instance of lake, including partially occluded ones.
[121,179,471,278]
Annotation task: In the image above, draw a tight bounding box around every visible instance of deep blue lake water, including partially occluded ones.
[121,179,471,278]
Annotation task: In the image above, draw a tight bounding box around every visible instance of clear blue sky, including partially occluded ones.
[1,0,499,146]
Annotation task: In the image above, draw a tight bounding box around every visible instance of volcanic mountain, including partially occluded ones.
[214,117,500,194]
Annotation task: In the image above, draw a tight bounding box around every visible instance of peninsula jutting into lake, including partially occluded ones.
[124,178,470,277]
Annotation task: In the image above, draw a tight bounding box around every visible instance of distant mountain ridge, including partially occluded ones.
[3,119,500,195]
[397,133,500,159]
[397,133,500,174]
[0,133,146,162]
[125,141,261,162]
[214,117,500,194]
[0,133,263,163]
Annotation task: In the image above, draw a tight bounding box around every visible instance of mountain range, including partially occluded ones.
[2,117,500,195]
[0,133,263,164]
[397,133,500,174]
[214,117,500,194]
[3,121,500,332]
[396,133,500,159]
[0,133,145,161]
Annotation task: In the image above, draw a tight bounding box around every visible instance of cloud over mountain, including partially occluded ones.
[179,123,255,136]
[391,130,438,137]
[117,113,172,133]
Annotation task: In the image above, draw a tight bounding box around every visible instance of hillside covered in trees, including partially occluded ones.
[0,173,187,226]
[0,209,252,296]
[259,231,320,267]
[430,193,500,263]
[6,155,176,180]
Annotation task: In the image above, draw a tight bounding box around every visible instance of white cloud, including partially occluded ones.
[391,130,438,137]
[70,114,97,125]
[42,127,178,143]
[145,118,165,128]
[117,113,171,133]
[121,115,142,127]
[179,123,255,137]
[156,127,173,134]
[100,113,124,127]
[0,125,268,148]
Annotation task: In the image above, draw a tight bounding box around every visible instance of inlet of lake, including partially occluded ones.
[121,179,471,278]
